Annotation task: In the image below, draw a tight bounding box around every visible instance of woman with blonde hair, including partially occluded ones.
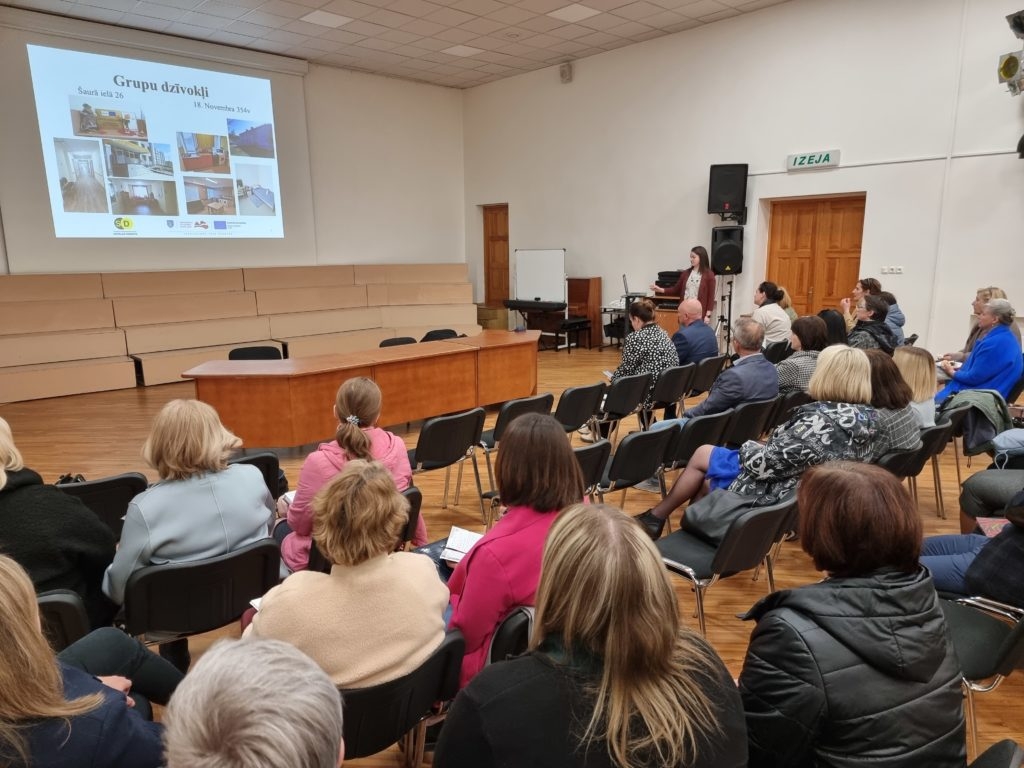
[0,417,116,629]
[103,399,274,670]
[278,376,422,572]
[942,286,1020,362]
[893,346,937,427]
[247,460,447,687]
[435,504,746,768]
[0,555,175,767]
[777,286,798,323]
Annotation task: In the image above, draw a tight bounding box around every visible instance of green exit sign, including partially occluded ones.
[786,150,841,171]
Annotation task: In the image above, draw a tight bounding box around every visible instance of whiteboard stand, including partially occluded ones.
[513,248,569,350]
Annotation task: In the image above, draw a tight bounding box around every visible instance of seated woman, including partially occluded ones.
[864,349,923,460]
[739,462,966,767]
[847,295,897,354]
[942,286,1020,363]
[839,277,882,331]
[921,515,1024,608]
[750,282,792,345]
[893,346,938,428]
[449,413,584,687]
[435,503,747,768]
[278,377,423,572]
[246,460,447,687]
[878,291,906,346]
[0,416,116,629]
[816,309,848,346]
[1,555,181,768]
[775,316,828,394]
[636,346,878,540]
[103,399,274,670]
[581,298,678,440]
[936,299,1023,403]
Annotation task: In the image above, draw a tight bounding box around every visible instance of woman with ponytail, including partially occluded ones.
[278,377,421,572]
[750,281,792,345]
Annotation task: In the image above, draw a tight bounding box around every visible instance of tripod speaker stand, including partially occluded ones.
[713,279,735,353]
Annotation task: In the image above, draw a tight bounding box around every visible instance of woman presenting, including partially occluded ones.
[650,246,717,321]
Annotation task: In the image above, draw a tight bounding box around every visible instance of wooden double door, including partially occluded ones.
[766,196,865,316]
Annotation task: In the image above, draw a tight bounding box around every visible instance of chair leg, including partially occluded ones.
[470,451,486,520]
[484,450,496,493]
[908,475,918,505]
[931,455,945,519]
[442,466,452,508]
[693,584,707,636]
[410,719,428,768]
[953,436,963,487]
[765,555,777,593]
[963,683,977,762]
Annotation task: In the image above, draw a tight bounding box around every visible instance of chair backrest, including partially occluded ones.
[904,333,919,347]
[650,364,696,407]
[228,451,283,500]
[940,599,1024,680]
[122,538,281,637]
[574,440,612,499]
[488,606,534,665]
[688,354,728,395]
[762,340,792,364]
[1007,363,1024,405]
[663,410,733,470]
[420,328,458,342]
[970,739,1024,768]
[938,403,972,437]
[604,425,678,490]
[410,407,486,469]
[340,630,465,759]
[891,422,954,477]
[874,447,921,479]
[57,471,148,540]
[602,373,652,419]
[400,486,423,547]
[767,390,814,432]
[553,382,606,433]
[37,590,90,652]
[491,393,555,443]
[707,496,797,577]
[379,336,417,348]
[228,345,282,360]
[721,397,780,448]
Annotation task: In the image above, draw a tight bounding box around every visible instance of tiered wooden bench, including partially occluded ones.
[0,264,479,403]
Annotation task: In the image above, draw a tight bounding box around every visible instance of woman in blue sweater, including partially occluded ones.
[936,299,1023,402]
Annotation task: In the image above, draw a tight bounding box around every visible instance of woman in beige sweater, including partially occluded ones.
[246,460,447,687]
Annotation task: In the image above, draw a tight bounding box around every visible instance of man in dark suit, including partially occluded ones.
[672,298,719,366]
[685,317,778,418]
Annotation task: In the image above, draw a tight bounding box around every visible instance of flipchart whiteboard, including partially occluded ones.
[513,249,566,304]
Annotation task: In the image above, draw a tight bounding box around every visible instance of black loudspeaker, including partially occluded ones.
[707,164,749,215]
[711,226,743,275]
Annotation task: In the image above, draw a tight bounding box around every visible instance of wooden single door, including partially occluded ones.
[767,196,865,316]
[482,204,509,306]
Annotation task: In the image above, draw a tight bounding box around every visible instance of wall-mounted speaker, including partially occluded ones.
[559,62,573,83]
[711,225,744,276]
[708,164,748,216]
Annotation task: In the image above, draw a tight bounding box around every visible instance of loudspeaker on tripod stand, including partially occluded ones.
[711,225,743,276]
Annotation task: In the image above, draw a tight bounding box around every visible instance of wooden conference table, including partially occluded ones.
[182,330,541,447]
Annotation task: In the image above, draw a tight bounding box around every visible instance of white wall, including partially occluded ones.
[462,0,1024,353]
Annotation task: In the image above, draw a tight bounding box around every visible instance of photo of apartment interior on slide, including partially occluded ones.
[69,97,147,139]
[108,178,179,215]
[177,132,230,174]
[235,163,276,215]
[103,140,174,179]
[183,176,237,215]
[227,119,275,158]
[53,138,109,214]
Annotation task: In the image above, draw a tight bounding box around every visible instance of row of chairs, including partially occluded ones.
[381,328,460,347]
[224,329,463,361]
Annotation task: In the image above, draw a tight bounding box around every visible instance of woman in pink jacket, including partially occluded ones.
[447,413,584,687]
[278,377,425,572]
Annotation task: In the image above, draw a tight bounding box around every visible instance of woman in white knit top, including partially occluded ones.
[246,460,447,688]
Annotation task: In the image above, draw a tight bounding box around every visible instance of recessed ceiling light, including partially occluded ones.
[442,45,485,57]
[502,30,522,39]
[548,3,600,23]
[300,10,352,28]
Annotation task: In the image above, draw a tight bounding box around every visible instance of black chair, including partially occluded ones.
[595,425,678,505]
[408,407,486,518]
[574,440,612,502]
[479,393,554,490]
[121,538,281,644]
[766,390,814,432]
[229,451,283,500]
[876,422,955,518]
[553,382,606,438]
[37,589,90,652]
[971,740,1024,768]
[228,345,282,360]
[641,364,696,428]
[762,340,792,364]
[658,411,734,529]
[420,328,458,342]
[590,373,652,445]
[657,495,796,635]
[904,333,919,347]
[1007,363,1024,405]
[720,397,780,448]
[340,630,465,767]
[683,354,728,408]
[488,606,534,664]
[940,597,1024,759]
[57,471,148,540]
[380,336,417,347]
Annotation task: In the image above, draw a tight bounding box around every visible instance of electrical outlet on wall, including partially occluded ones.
[880,266,891,274]
[893,266,904,274]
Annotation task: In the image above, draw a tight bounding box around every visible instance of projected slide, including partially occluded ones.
[27,45,283,238]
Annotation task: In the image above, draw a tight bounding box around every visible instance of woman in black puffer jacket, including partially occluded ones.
[739,462,965,768]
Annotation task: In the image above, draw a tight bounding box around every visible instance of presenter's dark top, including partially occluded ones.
[665,268,717,319]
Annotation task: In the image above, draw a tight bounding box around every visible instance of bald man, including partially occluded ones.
[672,298,719,367]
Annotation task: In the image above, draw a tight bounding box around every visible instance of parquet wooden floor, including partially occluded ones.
[1,345,1020,763]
